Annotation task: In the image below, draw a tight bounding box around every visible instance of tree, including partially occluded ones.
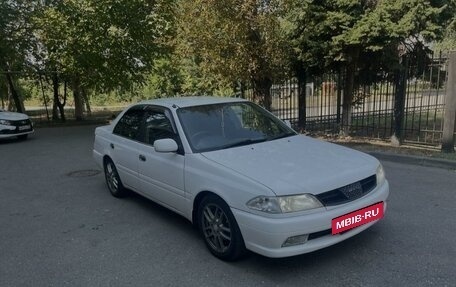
[286,0,446,136]
[0,0,37,113]
[435,0,456,51]
[176,0,290,110]
[34,0,173,120]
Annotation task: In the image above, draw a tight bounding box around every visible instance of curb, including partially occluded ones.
[366,151,456,170]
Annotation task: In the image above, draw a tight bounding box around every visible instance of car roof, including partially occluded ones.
[136,96,248,109]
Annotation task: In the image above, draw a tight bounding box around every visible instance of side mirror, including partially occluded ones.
[154,138,178,153]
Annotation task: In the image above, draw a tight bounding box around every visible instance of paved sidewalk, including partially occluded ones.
[334,142,456,170]
[365,151,456,170]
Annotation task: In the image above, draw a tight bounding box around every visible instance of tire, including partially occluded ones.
[103,158,128,198]
[17,134,28,140]
[197,194,246,261]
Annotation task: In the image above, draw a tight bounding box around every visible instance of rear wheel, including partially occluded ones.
[198,194,246,261]
[104,158,127,197]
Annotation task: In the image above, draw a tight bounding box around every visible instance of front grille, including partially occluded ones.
[0,119,33,134]
[316,175,377,206]
[11,119,32,126]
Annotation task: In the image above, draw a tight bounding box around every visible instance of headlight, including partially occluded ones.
[376,164,386,186]
[0,119,12,126]
[246,194,323,214]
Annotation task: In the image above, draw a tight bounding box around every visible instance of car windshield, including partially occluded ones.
[177,102,297,152]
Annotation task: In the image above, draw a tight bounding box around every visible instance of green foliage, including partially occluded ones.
[33,0,174,93]
[143,57,183,98]
[434,0,456,51]
[175,0,290,91]
[3,0,456,111]
[0,1,36,70]
[286,0,449,75]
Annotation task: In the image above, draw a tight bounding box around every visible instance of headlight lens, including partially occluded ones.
[247,194,323,214]
[0,119,12,126]
[376,164,386,186]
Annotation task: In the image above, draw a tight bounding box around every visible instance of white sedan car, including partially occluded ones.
[0,108,34,140]
[93,97,389,260]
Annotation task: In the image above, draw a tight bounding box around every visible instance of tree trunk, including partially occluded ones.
[5,72,25,113]
[38,74,50,122]
[73,78,84,121]
[341,48,360,137]
[253,77,272,111]
[60,81,67,121]
[82,88,91,116]
[52,73,60,120]
[391,55,408,146]
[1,80,6,109]
[52,73,66,122]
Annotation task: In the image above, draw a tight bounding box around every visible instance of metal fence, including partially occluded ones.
[247,52,450,147]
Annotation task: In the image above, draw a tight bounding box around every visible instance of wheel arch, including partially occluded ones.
[192,190,226,227]
[103,154,113,165]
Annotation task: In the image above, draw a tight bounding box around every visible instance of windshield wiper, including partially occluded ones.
[222,138,268,149]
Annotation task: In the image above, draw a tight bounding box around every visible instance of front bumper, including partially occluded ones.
[232,180,389,258]
[0,120,34,139]
[0,129,34,138]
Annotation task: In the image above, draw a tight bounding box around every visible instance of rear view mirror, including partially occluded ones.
[154,138,178,153]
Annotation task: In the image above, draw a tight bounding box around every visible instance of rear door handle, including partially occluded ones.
[110,143,114,149]
[139,154,146,162]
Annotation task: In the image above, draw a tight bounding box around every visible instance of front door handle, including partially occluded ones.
[110,143,114,149]
[139,154,146,162]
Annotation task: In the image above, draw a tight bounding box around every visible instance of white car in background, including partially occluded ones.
[93,97,389,260]
[0,109,34,140]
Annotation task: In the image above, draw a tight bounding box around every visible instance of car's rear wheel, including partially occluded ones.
[104,158,127,197]
[17,134,28,140]
[198,194,246,261]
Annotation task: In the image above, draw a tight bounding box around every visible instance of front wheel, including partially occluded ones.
[198,195,246,261]
[104,158,128,198]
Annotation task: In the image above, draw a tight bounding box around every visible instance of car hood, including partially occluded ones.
[0,111,29,121]
[201,135,379,196]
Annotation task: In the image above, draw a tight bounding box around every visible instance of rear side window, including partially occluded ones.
[113,107,144,140]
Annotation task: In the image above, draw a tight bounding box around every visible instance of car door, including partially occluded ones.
[110,106,145,191]
[136,106,186,214]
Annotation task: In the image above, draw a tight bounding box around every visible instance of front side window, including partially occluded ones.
[113,107,144,140]
[142,108,176,145]
[177,102,296,152]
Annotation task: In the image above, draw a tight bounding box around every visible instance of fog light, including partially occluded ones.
[282,234,309,247]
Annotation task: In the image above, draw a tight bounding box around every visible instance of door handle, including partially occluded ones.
[110,143,114,149]
[139,154,146,162]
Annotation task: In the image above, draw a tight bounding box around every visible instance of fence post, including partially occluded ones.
[391,55,408,146]
[297,68,306,131]
[442,52,456,153]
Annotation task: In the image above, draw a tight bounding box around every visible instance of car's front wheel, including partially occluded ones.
[198,194,246,261]
[104,158,127,198]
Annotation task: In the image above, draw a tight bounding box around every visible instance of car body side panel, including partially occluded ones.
[136,143,187,214]
[183,153,276,221]
[94,125,141,190]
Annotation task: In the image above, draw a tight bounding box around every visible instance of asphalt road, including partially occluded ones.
[1,126,455,287]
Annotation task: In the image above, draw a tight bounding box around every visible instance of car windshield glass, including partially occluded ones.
[177,102,296,152]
